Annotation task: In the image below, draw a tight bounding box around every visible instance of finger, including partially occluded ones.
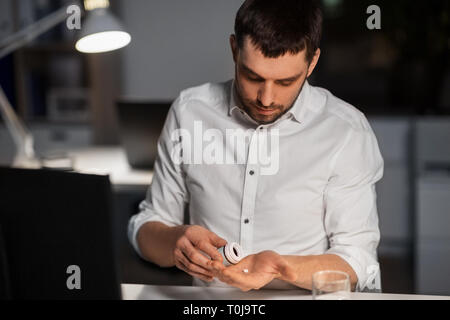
[180,239,214,269]
[207,260,226,277]
[175,257,214,282]
[209,232,227,248]
[175,260,214,282]
[175,249,214,277]
[196,241,223,262]
[208,260,225,271]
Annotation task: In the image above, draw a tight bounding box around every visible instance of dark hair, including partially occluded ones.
[234,0,323,62]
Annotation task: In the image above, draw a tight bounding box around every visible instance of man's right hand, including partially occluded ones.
[172,225,227,282]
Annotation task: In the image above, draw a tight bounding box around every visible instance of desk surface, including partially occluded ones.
[121,284,450,300]
[68,146,153,187]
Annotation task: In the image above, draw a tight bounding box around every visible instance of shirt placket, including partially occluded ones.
[239,127,264,255]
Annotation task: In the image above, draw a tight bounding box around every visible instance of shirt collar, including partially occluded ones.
[228,79,310,125]
[289,79,311,124]
[228,79,243,116]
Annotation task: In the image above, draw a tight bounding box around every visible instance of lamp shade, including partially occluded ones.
[75,8,131,53]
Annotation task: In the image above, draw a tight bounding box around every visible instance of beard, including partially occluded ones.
[234,76,305,125]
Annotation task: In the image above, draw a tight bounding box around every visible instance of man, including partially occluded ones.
[128,0,384,292]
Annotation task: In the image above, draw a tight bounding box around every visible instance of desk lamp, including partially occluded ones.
[0,0,131,169]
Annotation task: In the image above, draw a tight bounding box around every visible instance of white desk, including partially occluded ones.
[67,146,153,187]
[121,284,450,300]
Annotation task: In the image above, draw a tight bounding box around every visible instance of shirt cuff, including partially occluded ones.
[326,247,381,292]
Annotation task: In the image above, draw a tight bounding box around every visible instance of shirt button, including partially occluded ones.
[249,170,255,176]
[244,219,250,224]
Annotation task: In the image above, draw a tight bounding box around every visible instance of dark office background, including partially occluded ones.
[316,0,450,116]
[0,0,449,295]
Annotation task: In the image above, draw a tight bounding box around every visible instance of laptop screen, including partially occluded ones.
[0,167,121,300]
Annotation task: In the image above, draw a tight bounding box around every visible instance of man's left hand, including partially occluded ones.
[208,251,297,291]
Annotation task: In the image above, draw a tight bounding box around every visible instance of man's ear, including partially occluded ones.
[230,34,238,63]
[307,48,321,78]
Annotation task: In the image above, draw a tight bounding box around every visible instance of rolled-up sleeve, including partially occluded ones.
[127,96,188,259]
[324,123,384,292]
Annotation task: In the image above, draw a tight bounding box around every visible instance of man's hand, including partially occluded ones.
[208,251,297,291]
[172,225,227,282]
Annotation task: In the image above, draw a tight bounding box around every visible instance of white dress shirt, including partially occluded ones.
[128,79,384,292]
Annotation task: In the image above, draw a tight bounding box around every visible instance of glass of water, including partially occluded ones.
[312,270,351,300]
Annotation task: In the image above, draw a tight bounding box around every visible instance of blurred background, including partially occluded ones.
[0,0,449,295]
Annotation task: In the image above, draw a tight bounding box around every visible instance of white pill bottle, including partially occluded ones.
[219,242,245,266]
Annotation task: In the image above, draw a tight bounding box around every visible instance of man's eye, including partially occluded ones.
[247,76,264,83]
[278,81,293,87]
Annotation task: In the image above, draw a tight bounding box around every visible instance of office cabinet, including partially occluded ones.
[414,118,450,295]
[416,176,450,295]
[369,118,412,255]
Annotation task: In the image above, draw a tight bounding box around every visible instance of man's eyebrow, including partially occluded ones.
[241,63,303,82]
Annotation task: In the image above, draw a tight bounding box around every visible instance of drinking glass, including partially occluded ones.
[312,270,351,300]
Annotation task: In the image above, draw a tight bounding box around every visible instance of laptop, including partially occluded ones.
[0,167,121,300]
[116,101,172,169]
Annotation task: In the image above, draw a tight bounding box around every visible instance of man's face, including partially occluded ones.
[231,36,320,125]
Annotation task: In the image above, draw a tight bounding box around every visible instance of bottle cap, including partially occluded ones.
[223,242,244,265]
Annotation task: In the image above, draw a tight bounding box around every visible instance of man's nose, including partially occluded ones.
[257,82,275,108]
